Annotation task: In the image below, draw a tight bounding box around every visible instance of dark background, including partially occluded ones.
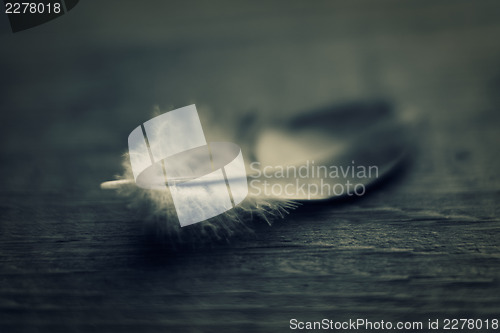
[0,1,499,332]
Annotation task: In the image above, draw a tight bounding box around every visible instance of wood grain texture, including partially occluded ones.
[0,1,499,332]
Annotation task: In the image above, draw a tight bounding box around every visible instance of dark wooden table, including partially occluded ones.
[1,1,499,332]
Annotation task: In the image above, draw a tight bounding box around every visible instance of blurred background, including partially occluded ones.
[0,1,499,332]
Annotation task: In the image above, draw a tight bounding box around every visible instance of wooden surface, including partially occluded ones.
[0,1,499,332]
